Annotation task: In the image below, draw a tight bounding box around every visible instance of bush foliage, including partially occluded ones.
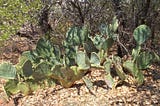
[0,0,42,41]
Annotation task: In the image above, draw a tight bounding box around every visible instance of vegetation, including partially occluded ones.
[0,0,42,41]
[0,0,160,98]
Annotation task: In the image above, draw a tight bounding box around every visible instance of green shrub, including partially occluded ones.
[0,0,42,41]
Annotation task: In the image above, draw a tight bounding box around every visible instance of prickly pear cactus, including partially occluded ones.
[0,62,17,79]
[51,65,88,88]
[133,25,151,45]
[104,59,114,88]
[137,51,160,69]
[16,56,33,78]
[123,60,144,85]
[76,51,90,70]
[65,26,89,46]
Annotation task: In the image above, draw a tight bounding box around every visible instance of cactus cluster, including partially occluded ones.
[0,17,159,96]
